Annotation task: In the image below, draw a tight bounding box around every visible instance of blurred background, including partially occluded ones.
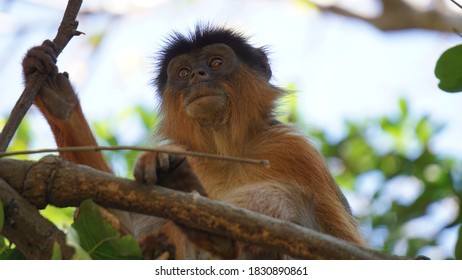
[1,0,461,259]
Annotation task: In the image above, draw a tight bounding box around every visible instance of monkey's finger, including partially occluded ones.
[138,232,175,260]
[134,153,158,184]
[143,160,159,184]
[134,164,157,185]
[56,73,79,104]
[167,154,187,170]
[157,153,170,172]
[41,41,58,63]
[157,157,208,196]
[42,40,58,57]
[25,48,58,75]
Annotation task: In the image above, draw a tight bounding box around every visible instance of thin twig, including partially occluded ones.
[451,0,462,10]
[0,0,83,152]
[0,146,271,167]
[452,28,462,38]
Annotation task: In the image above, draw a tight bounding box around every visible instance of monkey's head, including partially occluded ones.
[155,25,281,148]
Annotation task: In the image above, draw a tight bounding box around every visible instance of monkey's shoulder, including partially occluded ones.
[249,125,333,182]
[252,124,321,158]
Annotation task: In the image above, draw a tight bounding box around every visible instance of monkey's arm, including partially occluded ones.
[22,42,134,234]
[22,41,111,173]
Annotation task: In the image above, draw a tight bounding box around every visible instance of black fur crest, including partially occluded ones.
[155,24,271,94]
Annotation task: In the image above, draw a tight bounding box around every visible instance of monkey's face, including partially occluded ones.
[165,43,239,127]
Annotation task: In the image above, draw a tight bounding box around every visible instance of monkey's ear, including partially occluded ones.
[256,48,272,81]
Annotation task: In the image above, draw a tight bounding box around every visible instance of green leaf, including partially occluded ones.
[416,117,432,144]
[435,44,462,93]
[0,200,4,232]
[0,249,26,260]
[51,242,62,260]
[378,154,401,178]
[71,199,142,260]
[399,98,408,118]
[338,136,377,173]
[66,227,92,260]
[0,237,25,260]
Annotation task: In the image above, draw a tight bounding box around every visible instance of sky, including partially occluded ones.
[2,0,461,155]
[0,0,461,259]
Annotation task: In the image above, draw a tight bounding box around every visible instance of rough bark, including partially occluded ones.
[0,179,75,259]
[0,156,403,260]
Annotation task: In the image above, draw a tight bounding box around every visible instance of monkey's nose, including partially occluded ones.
[190,68,209,84]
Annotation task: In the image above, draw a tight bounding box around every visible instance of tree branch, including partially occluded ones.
[0,179,75,259]
[0,0,83,152]
[312,0,461,32]
[0,156,403,260]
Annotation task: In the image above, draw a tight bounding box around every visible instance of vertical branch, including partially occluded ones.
[0,0,83,152]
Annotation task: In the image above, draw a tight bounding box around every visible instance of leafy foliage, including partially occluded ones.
[283,95,461,259]
[435,45,462,93]
[0,245,25,260]
[334,110,459,258]
[71,199,142,260]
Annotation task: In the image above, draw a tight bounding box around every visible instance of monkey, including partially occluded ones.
[134,25,365,258]
[22,25,365,259]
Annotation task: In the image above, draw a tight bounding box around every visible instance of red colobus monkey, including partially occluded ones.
[22,25,364,259]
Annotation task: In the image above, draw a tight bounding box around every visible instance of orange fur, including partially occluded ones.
[159,65,364,246]
[34,97,111,173]
[29,42,364,259]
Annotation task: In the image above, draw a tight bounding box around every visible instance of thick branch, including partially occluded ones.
[0,0,83,152]
[0,156,403,260]
[0,179,75,259]
[314,0,461,32]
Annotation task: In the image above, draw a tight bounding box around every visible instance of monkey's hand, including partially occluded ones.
[22,40,78,120]
[134,149,237,259]
[134,150,207,195]
[138,231,176,260]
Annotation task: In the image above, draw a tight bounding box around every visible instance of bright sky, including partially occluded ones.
[2,0,461,154]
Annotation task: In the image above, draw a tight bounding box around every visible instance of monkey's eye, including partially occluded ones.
[178,67,190,79]
[209,57,223,69]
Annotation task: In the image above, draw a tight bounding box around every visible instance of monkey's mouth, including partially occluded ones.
[186,93,225,106]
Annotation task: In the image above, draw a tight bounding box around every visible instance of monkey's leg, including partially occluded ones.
[219,181,319,259]
[22,41,131,233]
[22,41,111,172]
